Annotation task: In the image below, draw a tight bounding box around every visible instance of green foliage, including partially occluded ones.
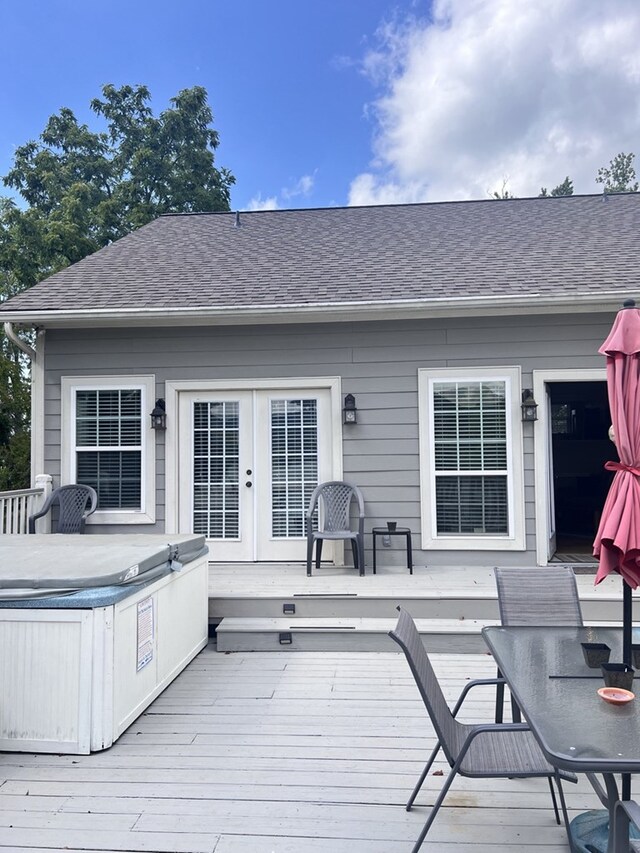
[2,83,234,292]
[0,83,234,488]
[596,152,639,194]
[0,340,31,490]
[539,177,574,197]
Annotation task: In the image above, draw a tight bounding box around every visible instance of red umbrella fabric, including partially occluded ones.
[594,303,640,589]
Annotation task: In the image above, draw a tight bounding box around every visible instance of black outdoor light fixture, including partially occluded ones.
[150,398,167,430]
[521,389,538,422]
[343,393,357,424]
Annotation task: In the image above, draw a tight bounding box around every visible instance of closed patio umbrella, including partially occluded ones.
[593,299,640,668]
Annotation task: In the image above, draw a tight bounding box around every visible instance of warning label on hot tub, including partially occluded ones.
[137,597,154,672]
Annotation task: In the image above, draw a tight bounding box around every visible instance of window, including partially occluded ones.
[62,376,156,524]
[418,367,524,550]
[270,398,318,538]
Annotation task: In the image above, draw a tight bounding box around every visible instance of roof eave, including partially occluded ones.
[1,291,632,329]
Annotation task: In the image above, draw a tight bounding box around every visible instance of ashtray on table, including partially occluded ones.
[597,687,635,705]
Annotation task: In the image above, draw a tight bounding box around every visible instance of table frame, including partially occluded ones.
[483,625,638,853]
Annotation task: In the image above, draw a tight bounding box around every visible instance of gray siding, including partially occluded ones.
[42,310,615,567]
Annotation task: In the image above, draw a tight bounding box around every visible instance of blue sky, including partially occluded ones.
[2,1,640,210]
[0,0,404,210]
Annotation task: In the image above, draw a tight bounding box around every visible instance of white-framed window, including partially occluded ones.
[418,367,525,550]
[61,375,156,524]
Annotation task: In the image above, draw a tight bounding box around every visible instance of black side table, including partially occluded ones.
[371,527,413,574]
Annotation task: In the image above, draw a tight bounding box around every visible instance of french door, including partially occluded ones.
[178,388,334,561]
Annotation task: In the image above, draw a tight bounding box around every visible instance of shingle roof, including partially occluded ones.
[2,193,639,320]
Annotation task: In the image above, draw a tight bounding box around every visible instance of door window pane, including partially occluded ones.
[271,398,318,538]
[193,401,240,539]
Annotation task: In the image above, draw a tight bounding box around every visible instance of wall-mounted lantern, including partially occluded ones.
[521,389,538,422]
[343,394,357,424]
[150,398,167,430]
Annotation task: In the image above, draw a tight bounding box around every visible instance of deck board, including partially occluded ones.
[0,646,600,851]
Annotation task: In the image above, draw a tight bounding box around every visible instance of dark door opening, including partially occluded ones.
[549,381,613,557]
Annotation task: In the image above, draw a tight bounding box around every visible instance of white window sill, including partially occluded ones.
[422,535,525,551]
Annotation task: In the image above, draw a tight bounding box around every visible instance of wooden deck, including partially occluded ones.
[0,643,601,851]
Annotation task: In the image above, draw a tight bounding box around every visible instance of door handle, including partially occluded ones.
[246,481,252,488]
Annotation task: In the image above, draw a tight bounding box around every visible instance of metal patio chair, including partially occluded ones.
[494,566,583,723]
[389,607,575,853]
[613,799,640,852]
[306,481,365,576]
[28,484,98,534]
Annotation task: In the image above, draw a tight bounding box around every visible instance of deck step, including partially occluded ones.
[215,616,501,653]
[209,593,625,623]
[215,615,624,653]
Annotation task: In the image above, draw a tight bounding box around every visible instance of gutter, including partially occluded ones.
[0,290,632,329]
[3,322,35,359]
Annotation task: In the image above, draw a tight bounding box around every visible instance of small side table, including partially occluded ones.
[371,527,413,574]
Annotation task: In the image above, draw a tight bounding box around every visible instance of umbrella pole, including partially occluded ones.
[623,583,633,668]
[623,583,633,802]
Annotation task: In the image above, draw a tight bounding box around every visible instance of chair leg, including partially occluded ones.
[553,774,576,853]
[410,763,458,853]
[495,665,522,724]
[358,534,365,576]
[547,777,561,825]
[306,536,314,576]
[495,667,505,723]
[315,538,323,569]
[510,694,522,723]
[406,742,441,810]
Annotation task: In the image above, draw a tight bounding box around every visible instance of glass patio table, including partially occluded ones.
[483,625,640,852]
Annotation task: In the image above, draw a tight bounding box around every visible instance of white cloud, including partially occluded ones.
[246,193,280,211]
[246,173,316,210]
[349,0,640,204]
[282,173,316,200]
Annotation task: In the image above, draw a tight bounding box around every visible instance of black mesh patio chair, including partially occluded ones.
[389,607,575,853]
[306,481,365,576]
[28,484,98,534]
[613,800,640,852]
[494,567,583,723]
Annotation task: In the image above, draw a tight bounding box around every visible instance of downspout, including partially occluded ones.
[4,322,35,360]
[3,322,45,487]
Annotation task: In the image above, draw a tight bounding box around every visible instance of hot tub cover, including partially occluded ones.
[0,534,207,591]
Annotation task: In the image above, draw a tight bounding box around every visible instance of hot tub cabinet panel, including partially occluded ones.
[0,537,208,754]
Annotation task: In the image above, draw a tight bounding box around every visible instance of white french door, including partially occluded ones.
[178,388,334,561]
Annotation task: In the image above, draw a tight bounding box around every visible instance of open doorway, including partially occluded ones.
[548,381,613,559]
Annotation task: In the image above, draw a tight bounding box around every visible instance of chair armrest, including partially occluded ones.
[82,488,98,519]
[614,800,640,852]
[452,678,507,717]
[27,493,55,533]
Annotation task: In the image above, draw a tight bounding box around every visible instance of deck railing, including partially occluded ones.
[0,474,52,534]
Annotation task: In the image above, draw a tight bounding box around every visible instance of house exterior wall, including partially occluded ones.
[42,310,615,566]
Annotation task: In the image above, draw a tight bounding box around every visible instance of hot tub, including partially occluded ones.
[0,534,209,754]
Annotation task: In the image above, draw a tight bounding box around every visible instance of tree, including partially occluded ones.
[0,83,235,488]
[596,152,639,194]
[2,84,234,292]
[0,342,30,491]
[491,179,516,200]
[539,177,574,197]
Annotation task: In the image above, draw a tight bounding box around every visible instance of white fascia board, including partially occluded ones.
[0,289,632,329]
